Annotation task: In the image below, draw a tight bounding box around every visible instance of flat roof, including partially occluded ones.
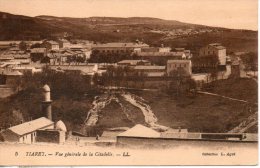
[167,59,191,63]
[137,52,184,57]
[118,60,150,64]
[134,65,165,70]
[30,48,46,53]
[93,42,149,48]
[208,43,226,50]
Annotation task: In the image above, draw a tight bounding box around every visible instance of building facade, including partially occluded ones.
[167,60,192,76]
[57,39,70,48]
[199,43,226,65]
[42,41,60,51]
[136,52,187,65]
[92,42,149,54]
[1,117,54,144]
[30,48,47,62]
[134,65,166,77]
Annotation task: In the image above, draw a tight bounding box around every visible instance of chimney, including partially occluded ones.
[42,84,52,121]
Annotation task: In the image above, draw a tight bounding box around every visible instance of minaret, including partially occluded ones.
[42,84,52,121]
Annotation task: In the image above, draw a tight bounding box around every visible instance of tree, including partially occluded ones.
[168,68,196,97]
[19,41,27,51]
[240,52,258,77]
[210,69,218,81]
[20,66,92,99]
[76,56,86,64]
[30,43,42,49]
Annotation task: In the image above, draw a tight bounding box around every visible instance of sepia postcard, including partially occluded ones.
[0,0,258,166]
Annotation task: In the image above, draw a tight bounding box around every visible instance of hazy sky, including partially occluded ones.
[0,0,258,30]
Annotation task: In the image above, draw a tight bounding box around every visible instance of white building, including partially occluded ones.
[1,117,54,144]
[199,43,226,66]
[167,60,192,76]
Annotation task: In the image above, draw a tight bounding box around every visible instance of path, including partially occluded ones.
[84,94,118,126]
[121,92,168,131]
[228,112,258,133]
[197,91,257,104]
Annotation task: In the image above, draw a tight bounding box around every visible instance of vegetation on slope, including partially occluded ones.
[0,12,257,53]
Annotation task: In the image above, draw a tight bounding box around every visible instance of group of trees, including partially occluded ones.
[20,66,92,99]
[18,41,28,51]
[167,68,197,97]
[240,52,258,76]
[66,55,86,65]
[191,55,219,73]
[30,43,42,49]
[93,65,197,97]
[93,65,147,88]
[1,66,95,131]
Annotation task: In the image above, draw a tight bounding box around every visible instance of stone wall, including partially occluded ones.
[117,136,257,149]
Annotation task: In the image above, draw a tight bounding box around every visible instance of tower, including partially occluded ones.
[42,84,52,121]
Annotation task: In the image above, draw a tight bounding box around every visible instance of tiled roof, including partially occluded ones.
[118,124,161,138]
[8,117,54,136]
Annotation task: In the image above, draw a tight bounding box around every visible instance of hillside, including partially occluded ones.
[0,12,257,53]
[0,78,257,134]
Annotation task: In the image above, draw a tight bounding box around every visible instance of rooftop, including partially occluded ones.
[93,42,149,48]
[7,117,54,136]
[58,39,70,43]
[13,54,30,59]
[118,60,150,65]
[137,52,185,57]
[118,124,161,138]
[45,40,59,45]
[134,65,165,70]
[30,48,46,53]
[50,65,96,75]
[167,60,191,63]
[0,55,14,60]
[0,69,23,76]
[208,43,226,50]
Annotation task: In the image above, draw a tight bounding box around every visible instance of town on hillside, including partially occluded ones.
[0,36,257,148]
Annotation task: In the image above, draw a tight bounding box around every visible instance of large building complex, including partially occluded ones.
[92,42,149,54]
